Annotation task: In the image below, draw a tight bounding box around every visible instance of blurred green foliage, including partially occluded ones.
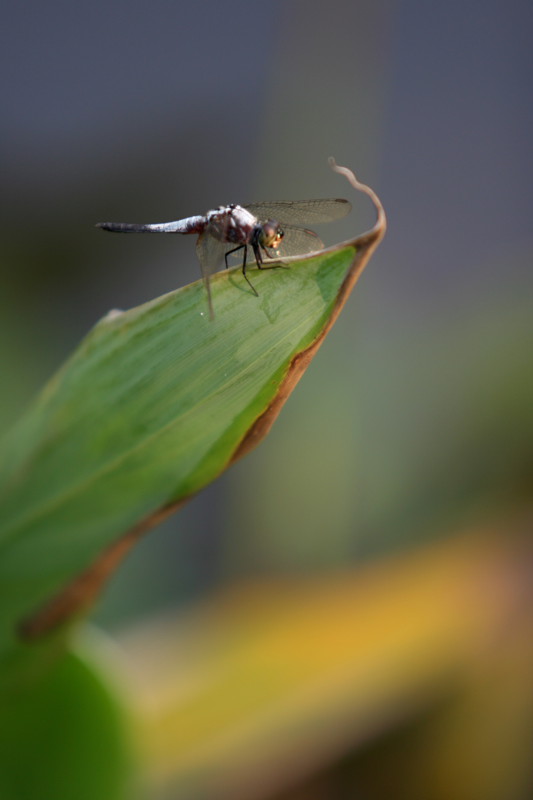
[0,646,133,800]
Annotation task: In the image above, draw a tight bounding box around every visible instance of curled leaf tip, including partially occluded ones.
[328,157,386,237]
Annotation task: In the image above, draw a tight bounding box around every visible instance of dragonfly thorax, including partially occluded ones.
[206,204,256,245]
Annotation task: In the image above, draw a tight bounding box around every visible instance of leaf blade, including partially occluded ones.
[0,165,385,651]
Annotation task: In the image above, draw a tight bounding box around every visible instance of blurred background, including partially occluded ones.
[2,1,533,798]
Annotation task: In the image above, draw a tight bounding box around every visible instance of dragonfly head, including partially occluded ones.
[259,220,284,251]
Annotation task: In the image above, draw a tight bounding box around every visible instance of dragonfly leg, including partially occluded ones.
[256,246,290,270]
[224,244,245,270]
[225,244,259,297]
[243,245,259,297]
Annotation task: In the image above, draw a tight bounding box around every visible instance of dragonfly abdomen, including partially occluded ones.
[97,215,206,235]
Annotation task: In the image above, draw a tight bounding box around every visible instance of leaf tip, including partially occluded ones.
[328,157,386,237]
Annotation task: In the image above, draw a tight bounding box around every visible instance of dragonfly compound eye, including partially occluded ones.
[261,220,284,248]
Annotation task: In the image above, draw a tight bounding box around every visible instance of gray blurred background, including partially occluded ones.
[1,0,532,629]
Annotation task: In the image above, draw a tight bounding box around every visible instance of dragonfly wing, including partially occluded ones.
[272,225,323,258]
[243,198,351,225]
[225,225,323,264]
[196,232,229,319]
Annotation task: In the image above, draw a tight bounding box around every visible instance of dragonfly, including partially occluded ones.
[97,198,351,319]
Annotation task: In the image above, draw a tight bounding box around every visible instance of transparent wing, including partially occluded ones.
[226,225,323,265]
[243,198,351,225]
[273,225,323,258]
[196,232,230,320]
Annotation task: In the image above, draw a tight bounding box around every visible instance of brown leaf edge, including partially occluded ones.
[19,160,386,641]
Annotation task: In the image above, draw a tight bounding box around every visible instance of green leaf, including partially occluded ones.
[0,646,133,800]
[0,164,385,660]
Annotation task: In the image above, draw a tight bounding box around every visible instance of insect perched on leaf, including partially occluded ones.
[97,198,351,319]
